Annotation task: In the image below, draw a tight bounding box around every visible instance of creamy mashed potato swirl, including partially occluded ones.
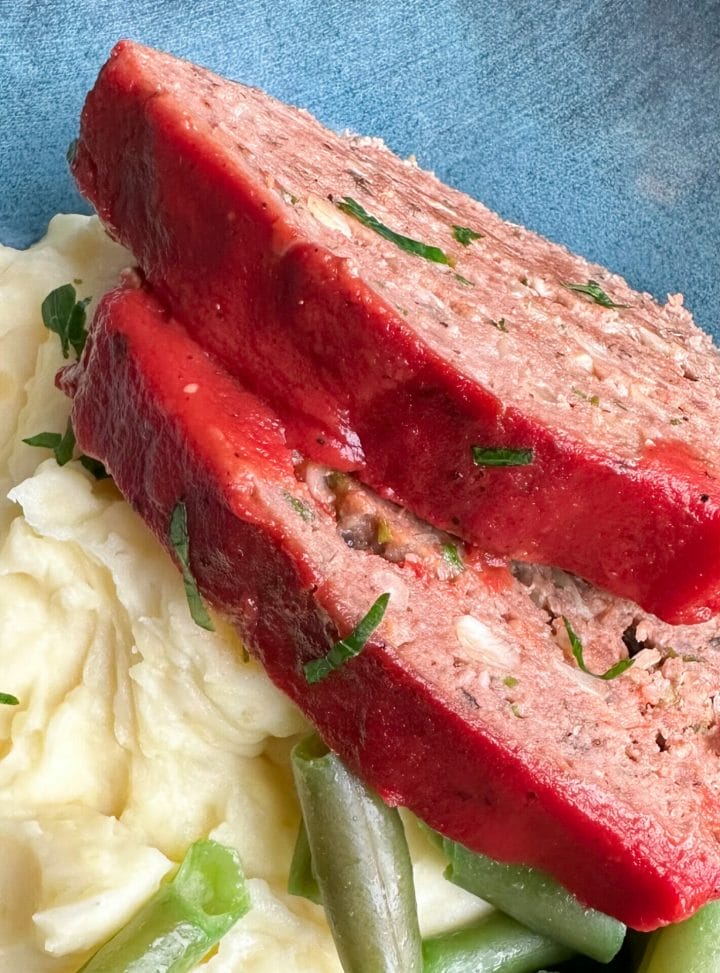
[0,216,487,972]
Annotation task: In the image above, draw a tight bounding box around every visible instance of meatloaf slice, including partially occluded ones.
[71,40,720,625]
[58,279,720,931]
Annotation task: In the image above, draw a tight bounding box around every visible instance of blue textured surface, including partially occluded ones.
[1,0,719,334]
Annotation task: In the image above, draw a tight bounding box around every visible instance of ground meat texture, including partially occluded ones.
[71,40,720,625]
[59,280,720,932]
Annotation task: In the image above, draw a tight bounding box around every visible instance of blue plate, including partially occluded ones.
[1,0,718,335]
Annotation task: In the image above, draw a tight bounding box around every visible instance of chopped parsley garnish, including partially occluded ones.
[41,283,91,359]
[471,446,534,467]
[562,280,629,309]
[452,225,483,246]
[336,197,454,266]
[66,138,78,165]
[491,317,508,332]
[23,417,108,478]
[168,502,215,632]
[284,491,314,523]
[304,593,390,684]
[23,418,76,466]
[503,675,519,688]
[0,693,19,706]
[563,616,634,680]
[510,703,526,719]
[79,455,110,480]
[441,542,465,574]
[454,272,473,286]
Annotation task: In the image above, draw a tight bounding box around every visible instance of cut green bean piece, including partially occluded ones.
[288,818,322,904]
[78,839,249,972]
[638,900,720,973]
[291,735,422,973]
[423,911,573,973]
[437,834,625,963]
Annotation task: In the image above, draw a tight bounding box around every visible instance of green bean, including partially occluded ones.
[291,734,422,973]
[423,911,573,972]
[287,818,322,904]
[436,833,625,963]
[637,900,720,973]
[78,839,249,972]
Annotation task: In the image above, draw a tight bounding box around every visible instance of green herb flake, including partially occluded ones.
[452,225,484,246]
[23,431,62,450]
[336,196,454,266]
[503,675,519,688]
[0,693,19,706]
[510,703,526,718]
[41,284,91,359]
[377,518,392,546]
[23,417,76,467]
[66,138,78,166]
[491,317,508,332]
[283,491,314,523]
[79,455,110,480]
[441,542,465,574]
[304,593,390,684]
[563,616,634,681]
[572,388,600,407]
[326,471,350,497]
[670,417,683,426]
[454,273,473,286]
[471,446,534,467]
[168,502,215,632]
[562,280,629,309]
[24,423,110,480]
[54,418,76,466]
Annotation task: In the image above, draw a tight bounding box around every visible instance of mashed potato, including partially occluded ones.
[0,216,488,972]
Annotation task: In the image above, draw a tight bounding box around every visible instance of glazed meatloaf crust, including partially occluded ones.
[59,280,720,932]
[71,40,720,625]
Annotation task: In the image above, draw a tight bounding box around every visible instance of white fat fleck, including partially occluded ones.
[373,571,409,614]
[183,383,199,394]
[634,325,672,356]
[631,648,662,670]
[430,200,457,218]
[527,275,554,299]
[306,194,352,239]
[345,133,388,152]
[573,352,594,374]
[599,318,625,336]
[372,572,412,646]
[455,615,518,668]
[561,663,606,697]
